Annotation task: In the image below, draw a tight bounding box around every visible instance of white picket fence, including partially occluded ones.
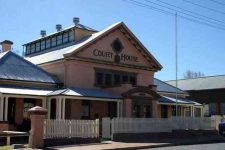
[102,117,217,139]
[44,119,99,139]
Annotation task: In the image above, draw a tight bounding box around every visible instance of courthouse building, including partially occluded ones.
[0,18,202,131]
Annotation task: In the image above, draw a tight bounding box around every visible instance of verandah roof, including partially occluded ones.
[47,87,122,99]
[0,86,122,100]
[0,86,53,96]
[159,96,202,106]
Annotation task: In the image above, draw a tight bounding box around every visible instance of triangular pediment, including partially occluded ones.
[65,22,162,71]
[122,87,161,100]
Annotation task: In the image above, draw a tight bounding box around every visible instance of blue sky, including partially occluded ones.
[1,0,225,81]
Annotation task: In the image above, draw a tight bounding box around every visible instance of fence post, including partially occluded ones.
[111,118,114,140]
[102,117,111,139]
[28,106,47,149]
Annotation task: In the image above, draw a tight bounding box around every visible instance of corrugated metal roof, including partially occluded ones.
[26,22,121,65]
[0,85,53,96]
[0,51,59,84]
[159,96,202,106]
[48,87,122,99]
[166,75,225,91]
[154,78,186,94]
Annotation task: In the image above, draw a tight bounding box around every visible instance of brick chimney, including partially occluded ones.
[0,40,13,52]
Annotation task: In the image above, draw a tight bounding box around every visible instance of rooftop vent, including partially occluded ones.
[56,24,62,31]
[73,17,80,26]
[40,30,46,37]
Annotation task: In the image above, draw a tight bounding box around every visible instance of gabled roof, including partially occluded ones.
[27,22,162,70]
[166,75,225,91]
[154,78,187,95]
[0,51,59,84]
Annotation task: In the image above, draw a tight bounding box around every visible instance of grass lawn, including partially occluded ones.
[0,146,12,150]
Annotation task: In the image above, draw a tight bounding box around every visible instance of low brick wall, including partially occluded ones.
[113,130,223,144]
[44,137,100,147]
[0,121,9,131]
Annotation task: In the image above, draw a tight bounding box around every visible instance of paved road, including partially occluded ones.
[142,143,225,150]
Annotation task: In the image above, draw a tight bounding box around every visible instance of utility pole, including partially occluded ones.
[175,12,178,117]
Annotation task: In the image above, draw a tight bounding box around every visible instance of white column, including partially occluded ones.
[62,98,66,120]
[193,106,195,118]
[201,107,204,117]
[0,96,3,121]
[42,97,47,109]
[56,97,62,119]
[190,106,193,117]
[47,98,51,119]
[4,97,8,121]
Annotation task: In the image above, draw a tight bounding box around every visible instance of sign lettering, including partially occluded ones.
[93,49,139,62]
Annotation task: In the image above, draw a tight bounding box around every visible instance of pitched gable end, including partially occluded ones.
[64,22,162,71]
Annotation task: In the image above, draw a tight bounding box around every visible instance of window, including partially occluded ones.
[133,105,141,118]
[63,32,69,43]
[57,34,62,45]
[114,74,120,85]
[51,37,56,47]
[26,45,31,55]
[69,30,75,42]
[95,69,137,87]
[130,76,136,85]
[41,40,45,50]
[105,74,112,86]
[46,38,51,49]
[31,44,35,53]
[122,75,128,83]
[35,42,40,52]
[96,73,103,85]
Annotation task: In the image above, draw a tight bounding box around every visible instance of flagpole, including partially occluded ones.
[175,12,178,117]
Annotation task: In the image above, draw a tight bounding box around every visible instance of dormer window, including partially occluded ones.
[51,37,56,47]
[57,34,62,45]
[46,38,51,49]
[36,42,40,52]
[63,32,69,44]
[31,44,35,53]
[24,28,78,56]
[41,40,45,50]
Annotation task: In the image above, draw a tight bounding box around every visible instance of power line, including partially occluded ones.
[123,0,225,31]
[145,0,225,26]
[208,0,225,6]
[183,0,225,15]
